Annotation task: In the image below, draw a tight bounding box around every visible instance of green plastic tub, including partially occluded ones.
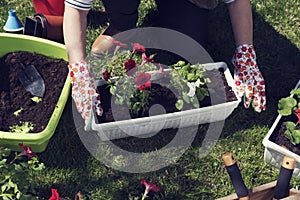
[0,33,70,152]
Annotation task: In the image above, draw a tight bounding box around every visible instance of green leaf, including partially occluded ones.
[173,61,186,68]
[114,95,124,105]
[286,121,297,130]
[110,86,116,95]
[278,97,297,116]
[0,159,7,165]
[183,93,190,103]
[291,88,300,99]
[176,100,183,110]
[1,148,11,157]
[13,108,23,117]
[293,130,300,145]
[196,88,209,102]
[32,163,45,171]
[2,195,12,200]
[187,73,196,82]
[285,121,300,145]
[30,97,42,103]
[132,102,141,112]
[14,164,24,172]
[285,129,295,145]
[1,184,7,193]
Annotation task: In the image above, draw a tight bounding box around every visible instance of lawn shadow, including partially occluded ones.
[206,4,300,138]
[39,96,91,169]
[138,3,300,141]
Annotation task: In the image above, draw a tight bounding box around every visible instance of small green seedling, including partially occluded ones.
[278,87,300,145]
[9,122,35,134]
[13,107,23,116]
[31,96,42,103]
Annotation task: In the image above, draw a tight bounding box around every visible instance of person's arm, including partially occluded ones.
[63,2,103,130]
[226,0,266,112]
[227,0,253,46]
[63,5,89,64]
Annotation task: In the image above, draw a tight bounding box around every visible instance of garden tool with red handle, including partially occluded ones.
[273,156,296,200]
[222,152,249,200]
[17,62,45,97]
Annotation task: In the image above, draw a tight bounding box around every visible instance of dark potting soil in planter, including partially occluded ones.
[270,115,300,156]
[96,68,237,124]
[0,51,68,133]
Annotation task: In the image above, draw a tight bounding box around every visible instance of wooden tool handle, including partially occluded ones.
[281,156,296,170]
[273,156,296,200]
[222,152,249,200]
[222,152,236,167]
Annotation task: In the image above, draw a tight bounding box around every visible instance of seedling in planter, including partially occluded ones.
[170,61,210,109]
[9,121,35,134]
[278,87,300,145]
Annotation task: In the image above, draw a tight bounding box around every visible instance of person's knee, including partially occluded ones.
[105,0,140,31]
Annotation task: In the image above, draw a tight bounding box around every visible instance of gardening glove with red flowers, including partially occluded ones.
[68,61,103,130]
[232,44,266,112]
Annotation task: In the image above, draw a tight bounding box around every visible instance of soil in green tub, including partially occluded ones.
[0,51,68,133]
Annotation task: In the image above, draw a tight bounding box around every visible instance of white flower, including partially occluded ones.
[187,78,201,97]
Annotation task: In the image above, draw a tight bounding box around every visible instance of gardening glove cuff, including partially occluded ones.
[68,61,103,130]
[232,44,266,112]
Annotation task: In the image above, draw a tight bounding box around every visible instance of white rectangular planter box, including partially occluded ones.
[92,62,241,140]
[263,80,300,178]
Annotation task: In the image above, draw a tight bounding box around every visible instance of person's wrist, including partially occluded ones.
[236,44,254,52]
[235,44,256,60]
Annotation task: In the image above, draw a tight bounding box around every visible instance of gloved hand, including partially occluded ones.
[68,61,103,130]
[232,44,266,112]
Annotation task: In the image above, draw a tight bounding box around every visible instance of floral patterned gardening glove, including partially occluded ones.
[68,61,103,130]
[232,44,266,112]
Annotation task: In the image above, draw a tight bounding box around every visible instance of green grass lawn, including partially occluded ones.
[1,0,300,199]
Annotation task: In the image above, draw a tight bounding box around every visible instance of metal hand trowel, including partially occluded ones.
[17,62,45,97]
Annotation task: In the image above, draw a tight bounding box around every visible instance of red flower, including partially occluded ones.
[18,143,35,159]
[141,53,154,67]
[49,189,59,200]
[103,70,110,81]
[113,40,127,47]
[132,43,146,53]
[142,53,154,63]
[134,73,151,91]
[141,179,160,195]
[295,109,300,123]
[124,59,137,76]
